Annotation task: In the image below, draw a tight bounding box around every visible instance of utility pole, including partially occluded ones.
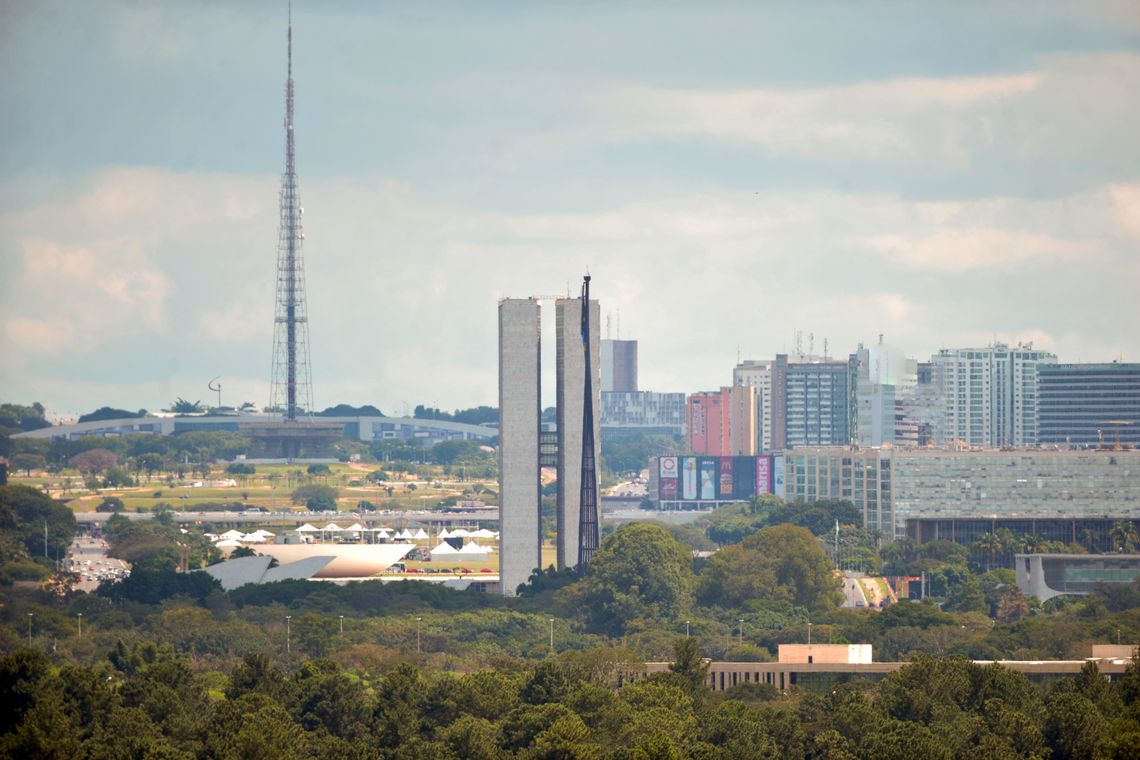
[44,521,49,558]
[285,615,292,654]
[685,620,690,638]
[416,617,422,654]
[549,618,554,653]
[738,619,744,649]
[339,615,344,635]
[807,621,812,646]
[77,613,82,638]
[27,613,34,646]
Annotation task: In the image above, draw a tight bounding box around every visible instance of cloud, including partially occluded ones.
[2,164,1138,415]
[586,52,1140,178]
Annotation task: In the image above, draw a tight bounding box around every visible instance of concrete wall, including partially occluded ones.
[778,644,873,664]
[498,299,542,595]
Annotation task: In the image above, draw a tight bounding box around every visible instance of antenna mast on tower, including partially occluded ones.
[269,3,314,421]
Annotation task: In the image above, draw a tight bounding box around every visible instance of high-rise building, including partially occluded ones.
[600,391,686,437]
[854,338,918,447]
[930,344,1056,447]
[497,285,601,595]
[686,386,755,456]
[687,392,725,455]
[1037,363,1140,447]
[774,356,857,449]
[497,299,541,596]
[601,339,638,392]
[555,296,602,571]
[734,359,774,453]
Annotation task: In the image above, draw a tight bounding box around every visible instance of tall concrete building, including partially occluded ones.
[497,299,541,595]
[555,297,602,571]
[497,291,601,595]
[1037,362,1140,447]
[733,359,774,453]
[601,339,638,392]
[930,344,1056,447]
[687,386,756,456]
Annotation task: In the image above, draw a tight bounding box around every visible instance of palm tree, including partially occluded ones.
[1110,521,1136,553]
[972,532,1002,571]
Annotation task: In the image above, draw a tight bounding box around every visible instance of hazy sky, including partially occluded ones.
[2,1,1139,418]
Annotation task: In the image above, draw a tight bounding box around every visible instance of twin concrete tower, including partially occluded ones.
[498,278,602,595]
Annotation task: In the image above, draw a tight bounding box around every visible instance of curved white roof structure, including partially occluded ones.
[255,543,415,578]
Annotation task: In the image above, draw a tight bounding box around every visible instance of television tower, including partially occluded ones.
[577,274,600,566]
[269,5,313,421]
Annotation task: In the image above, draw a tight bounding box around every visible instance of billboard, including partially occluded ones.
[718,458,734,497]
[756,456,771,495]
[659,457,678,499]
[663,455,779,502]
[681,457,698,499]
[699,458,717,500]
[733,456,756,498]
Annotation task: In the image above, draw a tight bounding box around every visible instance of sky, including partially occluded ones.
[1,0,1139,419]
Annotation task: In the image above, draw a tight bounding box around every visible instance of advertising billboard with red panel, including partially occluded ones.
[756,455,771,495]
[660,457,678,499]
[718,457,734,497]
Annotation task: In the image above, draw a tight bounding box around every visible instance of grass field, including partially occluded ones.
[11,460,496,515]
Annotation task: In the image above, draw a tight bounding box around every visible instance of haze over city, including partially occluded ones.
[2,1,1138,417]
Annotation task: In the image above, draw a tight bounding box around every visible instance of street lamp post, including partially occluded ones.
[739,618,744,648]
[685,620,690,638]
[339,615,344,635]
[807,621,812,646]
[27,613,33,646]
[77,612,82,638]
[286,615,292,654]
[549,618,554,652]
[416,617,423,654]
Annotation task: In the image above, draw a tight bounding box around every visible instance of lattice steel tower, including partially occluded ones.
[269,8,313,421]
[577,274,600,565]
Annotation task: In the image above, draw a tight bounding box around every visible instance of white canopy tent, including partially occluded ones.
[296,523,319,533]
[412,528,429,540]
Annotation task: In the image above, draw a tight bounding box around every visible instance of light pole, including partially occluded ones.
[739,619,744,649]
[416,617,422,654]
[286,615,292,654]
[27,613,33,646]
[339,615,344,635]
[807,621,812,646]
[685,620,690,638]
[549,618,554,653]
[77,612,82,638]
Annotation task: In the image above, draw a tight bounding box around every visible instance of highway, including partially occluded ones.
[74,509,499,525]
[67,536,129,592]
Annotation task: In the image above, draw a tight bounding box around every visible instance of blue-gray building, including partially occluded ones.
[1038,362,1140,447]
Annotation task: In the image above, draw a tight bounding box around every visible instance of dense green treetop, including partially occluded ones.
[698,524,842,611]
[559,523,695,635]
[0,484,76,561]
[77,406,143,423]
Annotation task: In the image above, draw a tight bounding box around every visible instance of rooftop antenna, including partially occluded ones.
[823,338,829,361]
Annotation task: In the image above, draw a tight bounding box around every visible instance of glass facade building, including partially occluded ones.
[1038,363,1140,447]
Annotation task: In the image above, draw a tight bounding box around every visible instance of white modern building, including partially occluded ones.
[854,338,918,447]
[930,343,1056,447]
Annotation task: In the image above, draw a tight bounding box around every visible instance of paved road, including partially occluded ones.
[842,576,869,608]
[67,536,129,592]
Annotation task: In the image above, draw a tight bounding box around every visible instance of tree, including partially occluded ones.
[69,448,118,475]
[697,524,842,610]
[10,453,46,476]
[291,484,338,511]
[561,523,694,635]
[668,637,710,697]
[972,532,1003,572]
[0,402,51,432]
[0,484,77,559]
[167,398,204,414]
[77,406,142,423]
[96,497,125,513]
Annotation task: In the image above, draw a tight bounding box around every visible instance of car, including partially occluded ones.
[461,568,473,574]
[406,568,422,573]
[855,600,865,607]
[479,568,494,573]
